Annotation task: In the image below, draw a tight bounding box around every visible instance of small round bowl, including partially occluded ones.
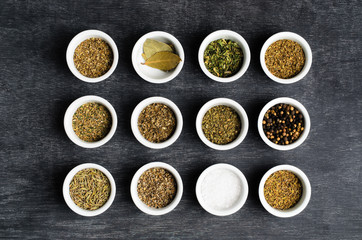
[66,29,119,83]
[63,163,116,217]
[130,162,183,215]
[131,96,183,149]
[260,32,312,84]
[196,98,249,150]
[64,95,118,148]
[198,30,251,83]
[257,97,310,151]
[258,164,311,218]
[131,31,185,84]
[196,163,248,216]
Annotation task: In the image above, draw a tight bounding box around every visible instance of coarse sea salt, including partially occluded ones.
[201,168,242,211]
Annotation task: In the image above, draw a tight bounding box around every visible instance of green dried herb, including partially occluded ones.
[142,52,181,71]
[69,168,111,210]
[265,39,305,79]
[264,170,302,210]
[73,38,113,78]
[262,103,304,145]
[202,105,241,145]
[143,38,173,60]
[138,103,176,143]
[204,39,243,78]
[72,102,112,142]
[137,167,177,208]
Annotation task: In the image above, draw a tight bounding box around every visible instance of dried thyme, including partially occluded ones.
[265,39,305,79]
[69,168,111,210]
[204,39,243,78]
[264,170,302,210]
[74,38,113,78]
[138,103,176,143]
[262,103,304,145]
[202,105,241,145]
[137,167,177,208]
[72,102,112,142]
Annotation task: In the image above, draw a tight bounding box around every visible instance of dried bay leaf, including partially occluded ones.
[143,39,173,59]
[142,52,181,71]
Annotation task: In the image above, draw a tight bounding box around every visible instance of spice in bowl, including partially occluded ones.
[262,103,304,145]
[69,168,111,210]
[264,170,302,210]
[204,39,243,78]
[72,102,112,142]
[202,105,241,145]
[137,103,176,143]
[265,39,305,79]
[137,167,177,208]
[73,38,113,78]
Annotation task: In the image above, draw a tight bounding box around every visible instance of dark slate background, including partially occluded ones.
[1,0,361,239]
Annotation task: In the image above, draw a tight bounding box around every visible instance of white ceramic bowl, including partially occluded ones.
[66,29,119,83]
[196,98,249,150]
[259,164,311,218]
[130,162,183,215]
[64,95,118,148]
[260,32,312,84]
[257,97,310,151]
[63,163,116,217]
[196,163,248,216]
[131,96,183,149]
[198,30,251,83]
[131,31,185,84]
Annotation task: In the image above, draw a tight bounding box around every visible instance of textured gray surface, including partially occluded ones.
[1,0,362,239]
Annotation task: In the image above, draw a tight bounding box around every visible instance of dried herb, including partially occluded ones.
[69,168,111,210]
[137,167,177,208]
[262,104,304,145]
[141,38,181,71]
[202,105,241,145]
[143,38,173,60]
[73,38,113,78]
[265,39,305,79]
[72,102,112,142]
[264,170,302,210]
[138,103,176,143]
[204,39,243,78]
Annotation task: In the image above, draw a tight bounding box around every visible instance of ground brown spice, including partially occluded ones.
[74,38,113,78]
[265,39,305,79]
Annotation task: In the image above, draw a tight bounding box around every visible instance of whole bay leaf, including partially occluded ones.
[143,39,173,59]
[142,52,181,71]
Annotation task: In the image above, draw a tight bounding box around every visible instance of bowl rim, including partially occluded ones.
[196,98,249,150]
[64,95,118,148]
[260,31,312,84]
[257,97,311,151]
[130,162,183,215]
[130,96,183,149]
[131,31,185,84]
[258,164,311,218]
[195,163,249,216]
[198,29,251,83]
[66,29,119,83]
[63,163,116,217]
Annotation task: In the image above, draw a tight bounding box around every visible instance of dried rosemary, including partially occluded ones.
[137,103,176,143]
[202,105,241,145]
[69,168,111,210]
[204,39,243,77]
[264,170,302,210]
[74,38,113,78]
[265,39,305,79]
[137,167,177,208]
[72,102,112,142]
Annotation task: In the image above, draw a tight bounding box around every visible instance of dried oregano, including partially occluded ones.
[74,38,113,78]
[69,168,111,210]
[137,168,177,208]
